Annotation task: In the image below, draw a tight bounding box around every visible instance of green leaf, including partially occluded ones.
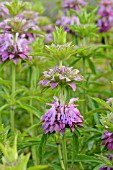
[75,154,104,164]
[28,165,49,170]
[0,61,9,72]
[91,97,112,111]
[17,102,40,119]
[39,134,50,164]
[30,52,50,58]
[14,89,26,97]
[87,58,96,74]
[28,30,45,36]
[0,104,10,112]
[72,132,79,164]
[19,96,46,103]
[86,108,106,115]
[24,122,42,134]
[0,78,11,86]
[53,27,67,44]
[49,164,63,170]
[93,164,106,170]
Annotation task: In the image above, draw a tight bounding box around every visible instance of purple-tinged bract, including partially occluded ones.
[102,131,113,150]
[97,0,113,32]
[62,0,86,11]
[0,17,37,35]
[0,2,9,19]
[0,33,32,64]
[41,97,84,134]
[38,66,84,91]
[56,15,79,33]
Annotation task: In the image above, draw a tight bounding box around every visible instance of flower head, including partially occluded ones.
[102,131,113,150]
[56,15,79,33]
[41,97,84,134]
[18,10,38,21]
[0,33,32,64]
[97,0,113,32]
[62,0,86,11]
[0,17,36,35]
[38,66,84,91]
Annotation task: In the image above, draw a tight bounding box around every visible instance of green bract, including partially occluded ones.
[67,7,99,38]
[5,0,26,16]
[53,27,67,45]
[45,42,76,60]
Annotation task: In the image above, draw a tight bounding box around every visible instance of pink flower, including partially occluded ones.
[0,33,32,64]
[102,131,113,150]
[38,66,84,91]
[62,0,86,11]
[41,97,84,134]
[97,0,113,32]
[56,15,79,33]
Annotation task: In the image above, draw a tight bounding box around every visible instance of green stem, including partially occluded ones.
[57,141,65,170]
[11,62,15,130]
[30,70,34,127]
[0,112,2,124]
[30,66,38,165]
[82,57,86,113]
[58,60,68,169]
[62,133,68,170]
[79,162,84,170]
[59,60,62,68]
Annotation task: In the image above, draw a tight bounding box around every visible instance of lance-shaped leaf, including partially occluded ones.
[91,97,113,112]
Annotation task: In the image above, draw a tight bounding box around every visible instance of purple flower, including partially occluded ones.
[42,24,54,33]
[0,17,37,35]
[56,15,79,33]
[100,154,113,170]
[42,24,54,43]
[18,10,39,21]
[41,96,84,134]
[0,33,32,64]
[0,2,9,19]
[102,131,113,150]
[97,0,113,32]
[62,0,86,11]
[38,66,84,91]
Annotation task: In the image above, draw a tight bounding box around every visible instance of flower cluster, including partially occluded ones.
[56,15,79,33]
[62,0,86,11]
[41,97,84,134]
[18,10,39,21]
[100,154,113,170]
[0,33,32,64]
[38,66,84,91]
[0,17,37,35]
[56,0,86,33]
[97,0,113,32]
[102,131,113,150]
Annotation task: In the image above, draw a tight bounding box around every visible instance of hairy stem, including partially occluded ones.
[30,66,38,165]
[57,141,65,170]
[62,133,68,170]
[59,60,68,169]
[10,62,15,130]
[82,57,86,113]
